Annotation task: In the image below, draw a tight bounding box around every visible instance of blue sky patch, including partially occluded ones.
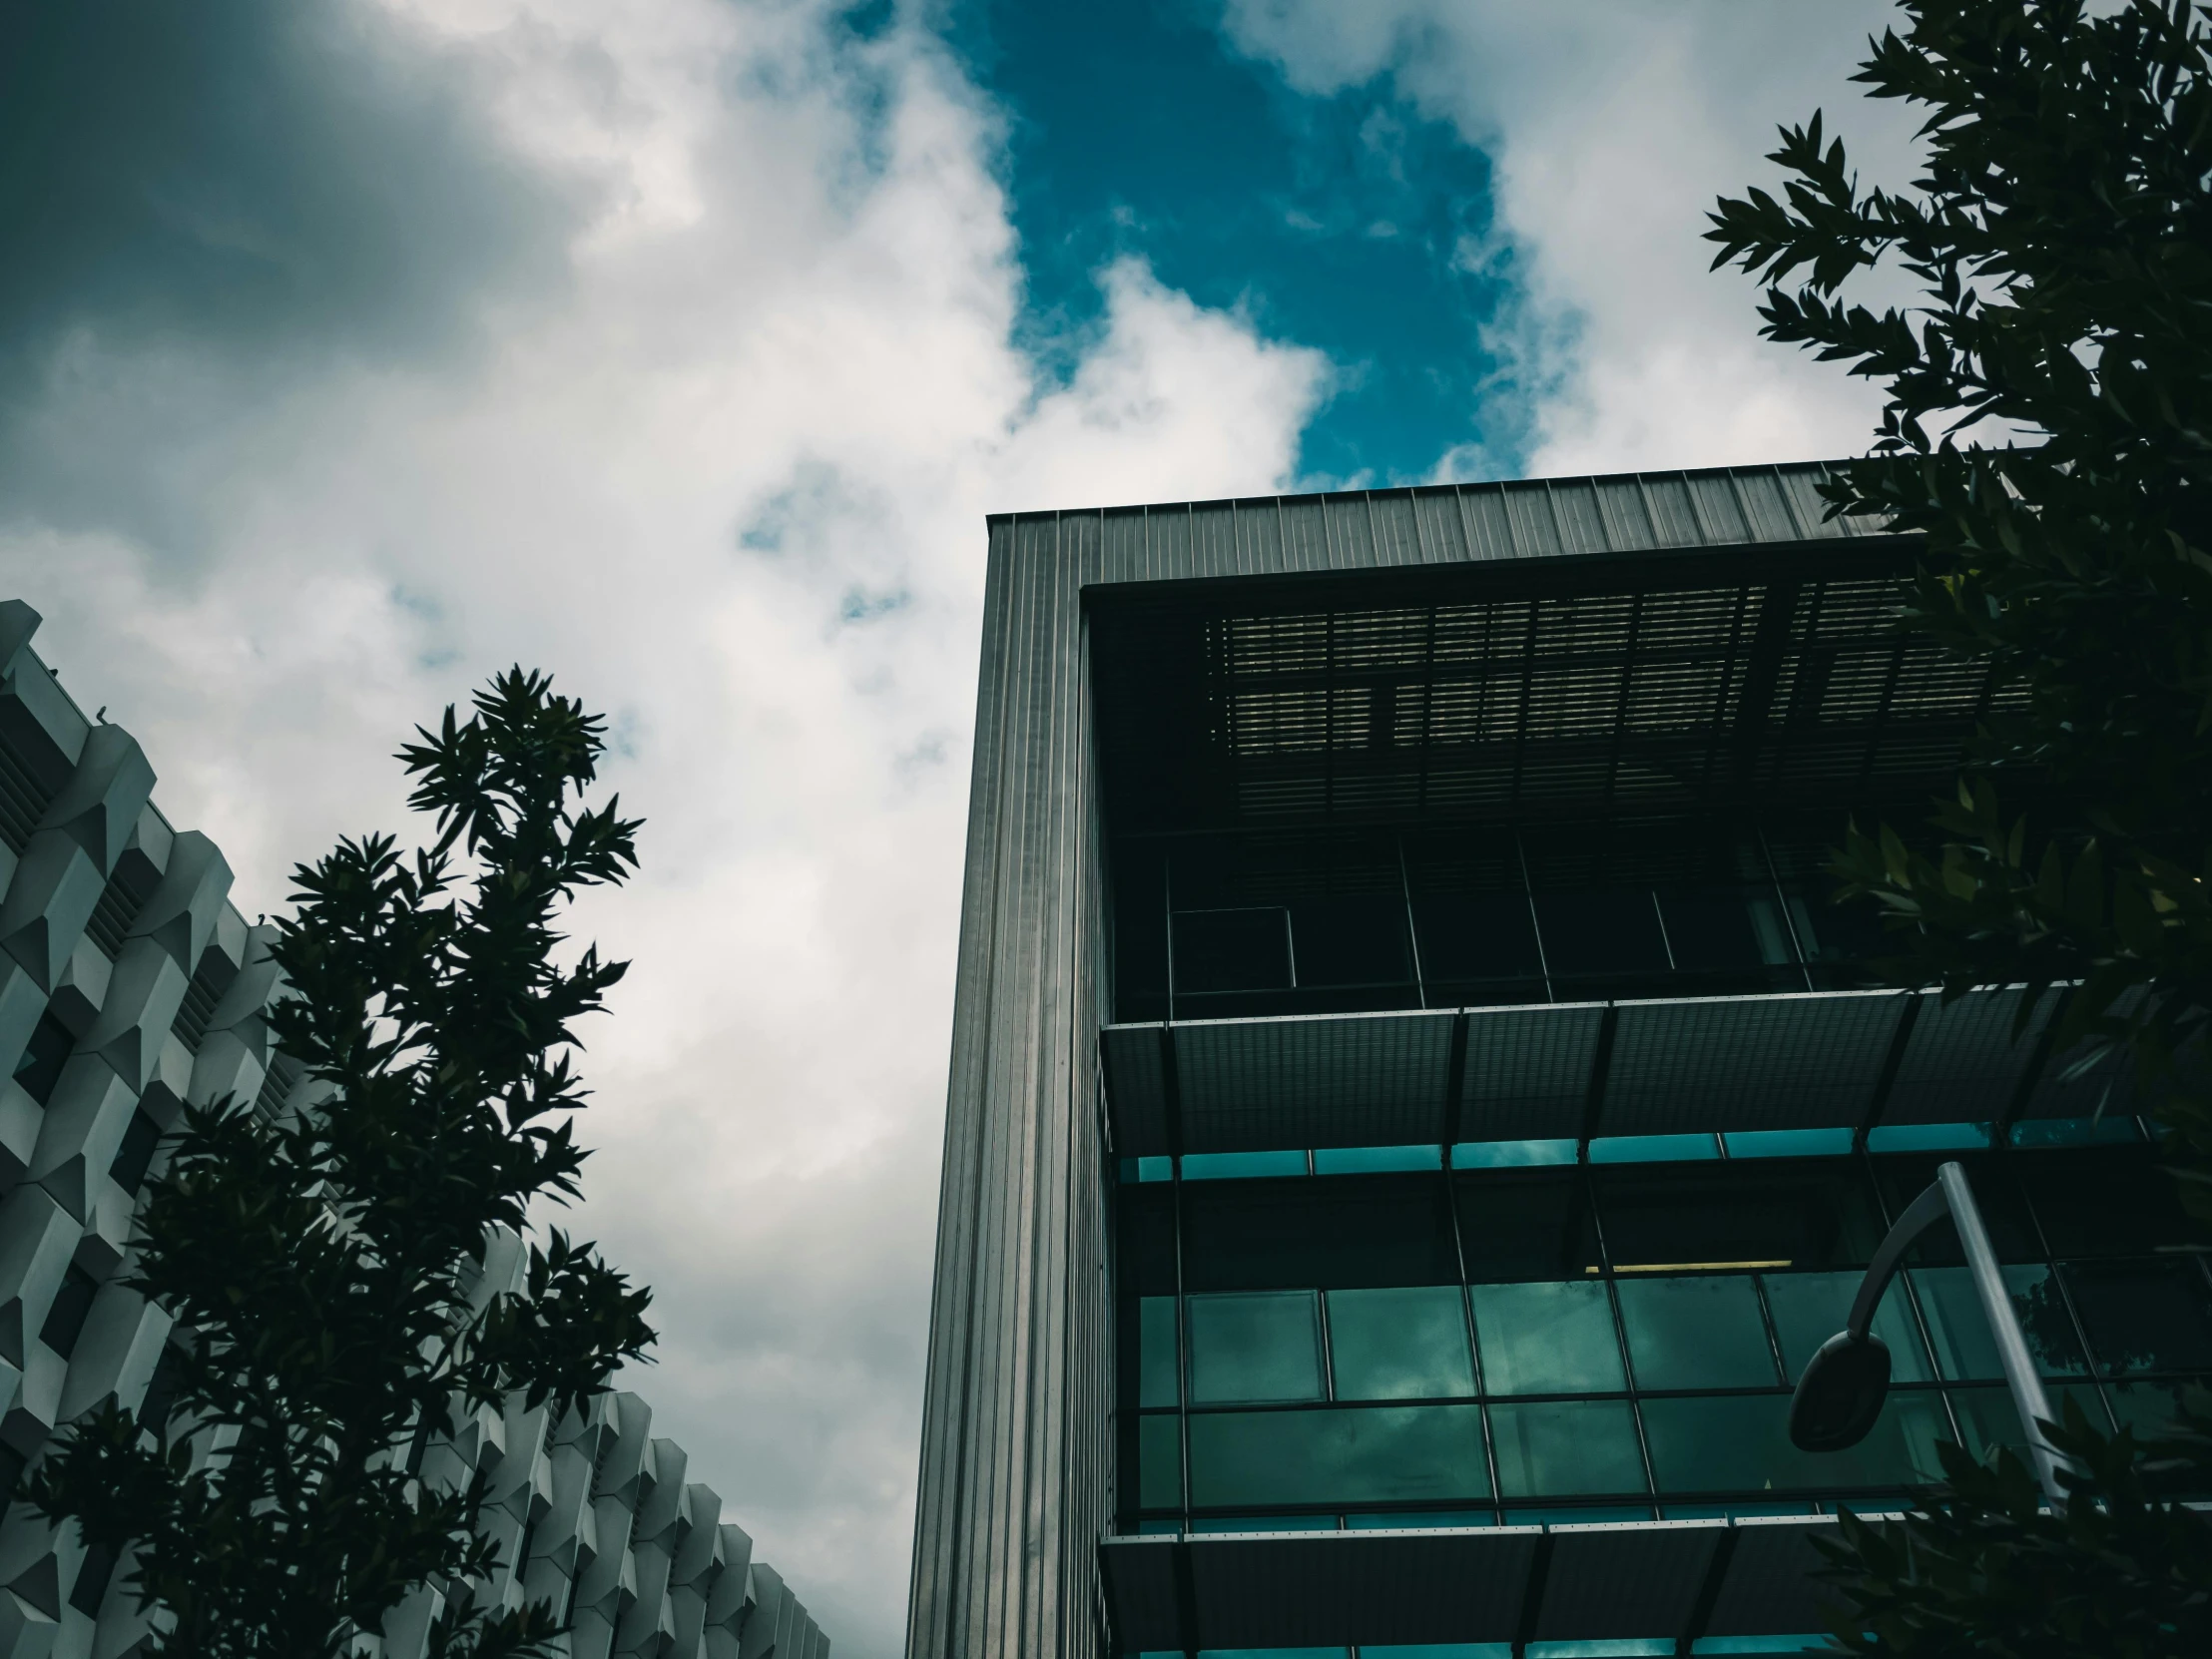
[945,0,1533,486]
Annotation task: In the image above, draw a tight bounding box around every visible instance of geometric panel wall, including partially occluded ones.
[0,602,827,1659]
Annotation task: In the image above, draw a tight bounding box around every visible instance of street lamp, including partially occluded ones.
[1788,1159,2070,1507]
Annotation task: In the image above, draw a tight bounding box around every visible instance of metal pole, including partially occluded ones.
[1936,1161,2069,1508]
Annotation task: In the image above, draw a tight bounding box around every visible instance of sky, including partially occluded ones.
[0,2,1919,1652]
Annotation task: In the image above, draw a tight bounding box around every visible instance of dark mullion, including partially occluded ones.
[1585,1166,1662,1517]
[1442,1157,1503,1513]
[1514,826,1553,1004]
[1396,834,1428,1012]
[1753,814,1819,993]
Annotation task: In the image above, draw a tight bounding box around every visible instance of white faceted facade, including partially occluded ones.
[0,602,828,1659]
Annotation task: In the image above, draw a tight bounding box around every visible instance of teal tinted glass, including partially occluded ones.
[1912,1265,2089,1381]
[1640,1389,1950,1493]
[1486,1399,1647,1498]
[1945,1382,2110,1466]
[1327,1286,1475,1400]
[1187,1291,1324,1403]
[1722,1129,1855,1159]
[1345,1511,1495,1529]
[1140,1296,1180,1406]
[1453,1140,1577,1169]
[1184,1150,1309,1181]
[1138,1414,1182,1508]
[1586,1134,1721,1164]
[1470,1280,1627,1394]
[1764,1271,1933,1383]
[1187,1404,1491,1508]
[1615,1276,1778,1390]
[1314,1144,1442,1174]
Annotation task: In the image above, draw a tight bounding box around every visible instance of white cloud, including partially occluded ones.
[1220,0,1922,478]
[1,3,1326,1653]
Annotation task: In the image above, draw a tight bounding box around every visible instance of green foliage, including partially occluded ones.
[20,669,656,1657]
[1816,1394,2212,1656]
[1709,2,2212,1649]
[1707,0,2212,1178]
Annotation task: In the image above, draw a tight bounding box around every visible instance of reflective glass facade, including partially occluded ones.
[1113,1138,2211,1533]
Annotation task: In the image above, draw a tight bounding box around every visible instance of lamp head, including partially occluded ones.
[1789,1331,1892,1452]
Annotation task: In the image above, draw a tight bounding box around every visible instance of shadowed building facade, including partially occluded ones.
[0,602,829,1659]
[907,465,2212,1659]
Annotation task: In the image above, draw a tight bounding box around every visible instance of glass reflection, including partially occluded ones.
[1912,1265,2090,1381]
[1486,1399,1646,1497]
[1187,1405,1490,1508]
[1615,1276,1778,1390]
[1764,1271,1934,1384]
[1327,1286,1475,1400]
[1469,1281,1627,1395]
[1187,1291,1324,1404]
[1140,1296,1180,1406]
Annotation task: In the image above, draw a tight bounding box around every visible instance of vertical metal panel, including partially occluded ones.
[1776,464,1853,540]
[1238,497,1285,574]
[1592,477,1657,551]
[1190,501,1239,576]
[1279,497,1330,571]
[1459,485,1518,561]
[1368,491,1423,566]
[1325,493,1377,567]
[1548,480,1610,556]
[1098,507,1147,584]
[1735,467,1806,542]
[1641,475,1705,547]
[1686,470,1752,543]
[1411,487,1471,562]
[1147,503,1191,579]
[1881,987,2041,1127]
[1501,482,1563,557]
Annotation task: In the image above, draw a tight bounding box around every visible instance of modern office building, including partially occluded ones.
[908,463,2212,1659]
[0,602,829,1659]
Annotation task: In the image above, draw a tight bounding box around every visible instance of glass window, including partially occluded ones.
[1486,1399,1646,1498]
[2065,1260,2212,1376]
[1722,1129,1854,1159]
[1661,886,1794,975]
[1641,1390,1951,1494]
[1911,1265,2090,1381]
[2017,1149,2212,1259]
[1763,1271,1934,1384]
[1174,907,1292,994]
[1455,1172,1601,1282]
[1588,1135,1721,1165]
[1138,1414,1182,1509]
[1184,1151,1309,1181]
[1187,1292,1324,1404]
[1947,1382,2113,1467]
[1533,890,1670,978]
[1615,1276,1778,1390]
[1452,1140,1578,1170]
[1469,1281,1627,1395]
[1598,1163,1885,1273]
[1186,1175,1462,1292]
[1874,1157,2038,1262]
[1328,1287,1475,1400]
[1187,1404,1491,1508]
[1866,1123,1993,1153]
[1412,891,1542,982]
[1291,893,1412,987]
[1314,1144,1441,1175]
[1140,1297,1180,1407]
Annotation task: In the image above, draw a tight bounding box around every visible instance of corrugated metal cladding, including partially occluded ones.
[907,460,1907,1659]
[993,462,1884,577]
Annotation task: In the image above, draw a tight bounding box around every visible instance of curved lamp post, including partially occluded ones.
[1788,1159,2070,1508]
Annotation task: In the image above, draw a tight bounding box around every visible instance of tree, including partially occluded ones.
[1707,1,2212,1650]
[20,669,657,1656]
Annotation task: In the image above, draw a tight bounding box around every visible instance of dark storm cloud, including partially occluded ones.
[0,0,588,541]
